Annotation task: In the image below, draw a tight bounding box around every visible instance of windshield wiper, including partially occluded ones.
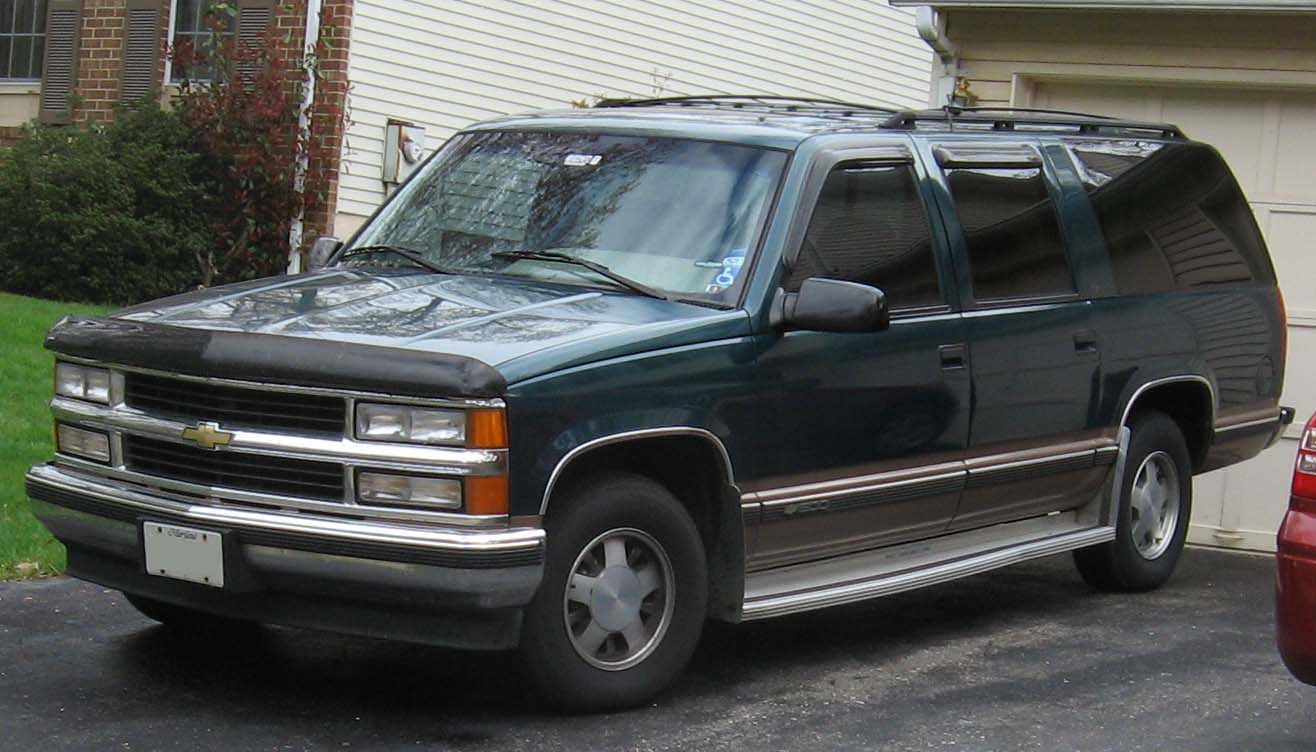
[491,250,672,301]
[338,244,455,276]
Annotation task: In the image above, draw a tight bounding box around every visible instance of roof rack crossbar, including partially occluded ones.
[881,106,1185,140]
[594,95,897,118]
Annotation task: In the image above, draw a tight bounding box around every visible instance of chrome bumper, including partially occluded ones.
[26,463,545,646]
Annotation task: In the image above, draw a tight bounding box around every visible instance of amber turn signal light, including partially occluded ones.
[465,408,508,449]
[464,475,509,515]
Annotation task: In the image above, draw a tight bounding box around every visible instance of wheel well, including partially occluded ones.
[1124,381,1213,471]
[549,436,729,549]
[546,435,744,621]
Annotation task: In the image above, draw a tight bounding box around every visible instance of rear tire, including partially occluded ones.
[1074,411,1193,592]
[520,471,708,711]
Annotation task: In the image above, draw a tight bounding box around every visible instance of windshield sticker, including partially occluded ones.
[705,284,725,294]
[563,154,603,167]
[712,248,748,288]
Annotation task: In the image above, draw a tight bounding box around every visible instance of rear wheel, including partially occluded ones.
[520,471,707,710]
[1074,411,1193,592]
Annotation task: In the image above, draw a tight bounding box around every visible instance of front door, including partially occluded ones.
[747,147,971,570]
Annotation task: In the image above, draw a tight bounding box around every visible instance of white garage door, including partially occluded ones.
[1032,81,1316,553]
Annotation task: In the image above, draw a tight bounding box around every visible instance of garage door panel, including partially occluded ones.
[1275,97,1316,203]
[1266,209,1316,312]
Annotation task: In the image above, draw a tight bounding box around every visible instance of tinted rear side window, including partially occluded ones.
[1070,141,1275,294]
[944,166,1075,302]
[787,163,942,311]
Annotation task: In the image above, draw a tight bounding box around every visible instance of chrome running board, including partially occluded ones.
[741,511,1114,621]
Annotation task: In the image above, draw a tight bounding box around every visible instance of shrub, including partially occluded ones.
[0,104,212,305]
[172,11,322,285]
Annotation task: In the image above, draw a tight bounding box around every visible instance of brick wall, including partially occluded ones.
[60,0,353,247]
[305,0,353,244]
[0,126,24,148]
[72,0,128,123]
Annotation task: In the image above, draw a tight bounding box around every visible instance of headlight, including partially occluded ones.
[56,424,111,463]
[355,403,466,445]
[55,363,111,404]
[356,471,462,509]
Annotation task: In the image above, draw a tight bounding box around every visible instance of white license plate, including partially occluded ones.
[143,522,225,588]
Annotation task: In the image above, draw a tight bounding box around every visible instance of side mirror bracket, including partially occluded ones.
[308,236,343,271]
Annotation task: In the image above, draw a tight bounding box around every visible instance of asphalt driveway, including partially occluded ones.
[2,547,1311,751]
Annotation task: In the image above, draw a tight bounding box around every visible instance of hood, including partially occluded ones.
[114,269,750,384]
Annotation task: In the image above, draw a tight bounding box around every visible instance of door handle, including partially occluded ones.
[1074,330,1099,354]
[939,343,967,371]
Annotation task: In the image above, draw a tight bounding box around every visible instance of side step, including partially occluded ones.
[741,512,1114,621]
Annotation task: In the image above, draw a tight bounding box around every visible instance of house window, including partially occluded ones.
[0,0,47,81]
[169,0,234,82]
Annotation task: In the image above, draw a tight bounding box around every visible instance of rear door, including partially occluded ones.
[924,141,1115,532]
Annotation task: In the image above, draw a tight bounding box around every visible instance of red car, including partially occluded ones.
[1278,409,1316,684]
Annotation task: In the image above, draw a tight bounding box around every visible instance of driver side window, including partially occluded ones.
[785,162,942,311]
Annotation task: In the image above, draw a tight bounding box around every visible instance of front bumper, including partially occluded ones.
[26,463,545,649]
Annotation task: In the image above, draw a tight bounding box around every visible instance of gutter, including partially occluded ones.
[915,6,960,108]
[287,0,325,275]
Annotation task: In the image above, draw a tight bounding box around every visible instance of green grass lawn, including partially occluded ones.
[0,292,111,579]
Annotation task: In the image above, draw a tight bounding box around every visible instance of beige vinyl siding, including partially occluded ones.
[945,10,1316,107]
[336,0,932,229]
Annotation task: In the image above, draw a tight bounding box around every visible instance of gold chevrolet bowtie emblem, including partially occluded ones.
[181,421,233,450]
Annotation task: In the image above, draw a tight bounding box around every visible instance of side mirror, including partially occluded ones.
[308,236,343,271]
[778,277,889,333]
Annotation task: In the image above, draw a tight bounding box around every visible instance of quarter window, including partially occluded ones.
[786,162,943,311]
[944,165,1075,302]
[1071,142,1272,293]
[0,0,46,81]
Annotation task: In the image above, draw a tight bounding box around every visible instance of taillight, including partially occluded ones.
[1293,412,1316,502]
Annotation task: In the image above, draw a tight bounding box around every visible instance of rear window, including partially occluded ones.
[1070,141,1275,294]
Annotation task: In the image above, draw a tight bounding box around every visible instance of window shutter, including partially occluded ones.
[234,0,275,85]
[120,0,161,103]
[39,0,83,124]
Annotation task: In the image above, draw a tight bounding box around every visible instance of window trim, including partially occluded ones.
[779,143,952,314]
[933,143,1082,310]
[0,0,48,82]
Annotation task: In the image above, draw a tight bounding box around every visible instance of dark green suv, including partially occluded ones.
[28,97,1293,709]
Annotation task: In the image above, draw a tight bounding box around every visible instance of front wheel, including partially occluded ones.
[1074,411,1193,592]
[520,472,707,710]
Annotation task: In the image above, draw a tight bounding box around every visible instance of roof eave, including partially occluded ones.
[889,1,1316,10]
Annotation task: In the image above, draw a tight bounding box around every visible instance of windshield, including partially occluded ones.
[343,130,788,305]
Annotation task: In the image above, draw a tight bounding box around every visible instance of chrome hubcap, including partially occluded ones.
[1130,451,1181,560]
[563,528,674,671]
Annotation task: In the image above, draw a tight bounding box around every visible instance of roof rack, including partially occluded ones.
[594,95,896,119]
[882,106,1186,140]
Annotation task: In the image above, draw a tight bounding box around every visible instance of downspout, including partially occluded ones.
[287,0,324,275]
[915,6,959,108]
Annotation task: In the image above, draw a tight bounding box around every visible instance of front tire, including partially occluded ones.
[520,472,707,710]
[1074,411,1193,592]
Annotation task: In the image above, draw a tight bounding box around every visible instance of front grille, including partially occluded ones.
[123,435,345,501]
[123,373,347,437]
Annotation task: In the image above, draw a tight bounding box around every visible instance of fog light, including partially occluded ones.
[54,363,111,404]
[56,424,111,463]
[357,471,462,509]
